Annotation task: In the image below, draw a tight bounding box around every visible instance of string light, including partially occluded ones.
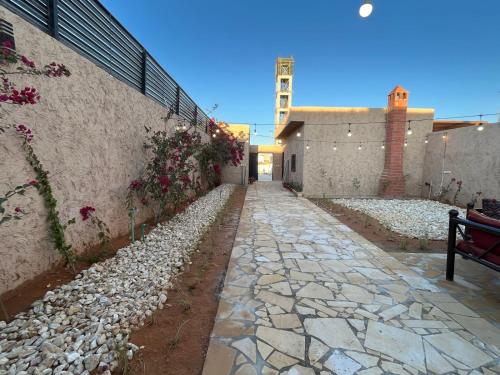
[182,124,187,130]
[333,142,337,151]
[424,137,429,144]
[347,123,352,137]
[404,138,408,147]
[253,124,257,136]
[306,144,310,150]
[212,133,216,138]
[216,128,220,133]
[477,114,484,131]
[358,143,362,150]
[297,131,301,137]
[277,139,282,144]
[407,120,413,135]
[381,142,385,149]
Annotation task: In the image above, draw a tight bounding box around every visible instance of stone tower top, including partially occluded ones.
[388,85,409,110]
[275,57,294,139]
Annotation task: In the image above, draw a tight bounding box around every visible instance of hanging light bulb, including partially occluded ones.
[297,131,301,137]
[306,144,310,150]
[404,138,408,147]
[333,141,337,151]
[477,114,484,131]
[212,133,216,138]
[358,143,362,150]
[424,137,429,144]
[347,123,352,137]
[407,120,413,135]
[277,139,282,144]
[216,128,220,133]
[381,142,385,149]
[359,0,373,18]
[182,124,187,130]
[253,124,257,136]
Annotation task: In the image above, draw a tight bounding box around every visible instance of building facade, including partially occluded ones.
[277,86,435,198]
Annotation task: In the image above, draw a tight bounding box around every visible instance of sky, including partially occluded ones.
[102,0,500,145]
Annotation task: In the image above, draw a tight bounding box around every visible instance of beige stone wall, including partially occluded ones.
[282,107,434,198]
[0,7,209,293]
[221,124,249,185]
[422,123,500,206]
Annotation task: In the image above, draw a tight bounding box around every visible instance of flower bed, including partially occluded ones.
[0,184,235,374]
[331,198,466,240]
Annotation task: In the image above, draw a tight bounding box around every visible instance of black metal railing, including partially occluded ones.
[2,0,210,129]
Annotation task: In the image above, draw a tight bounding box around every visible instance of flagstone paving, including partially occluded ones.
[202,182,500,375]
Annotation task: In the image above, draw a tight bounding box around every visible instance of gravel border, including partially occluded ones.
[0,184,235,374]
[331,198,466,240]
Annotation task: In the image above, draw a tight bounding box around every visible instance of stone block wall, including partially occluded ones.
[0,7,210,293]
[422,123,500,206]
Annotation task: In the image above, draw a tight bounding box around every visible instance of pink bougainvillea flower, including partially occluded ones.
[213,164,221,175]
[20,55,35,68]
[15,124,34,142]
[159,175,171,192]
[29,179,38,186]
[80,206,96,221]
[14,207,23,213]
[129,179,143,190]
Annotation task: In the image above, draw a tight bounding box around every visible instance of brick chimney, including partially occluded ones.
[379,85,408,196]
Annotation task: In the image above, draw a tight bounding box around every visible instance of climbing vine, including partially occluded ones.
[1,40,74,267]
[23,141,76,268]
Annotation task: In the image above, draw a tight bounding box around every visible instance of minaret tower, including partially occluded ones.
[274,57,294,139]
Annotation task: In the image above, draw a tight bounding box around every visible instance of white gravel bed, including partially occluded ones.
[0,184,235,375]
[331,198,466,240]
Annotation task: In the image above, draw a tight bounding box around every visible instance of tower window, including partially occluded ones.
[280,79,289,91]
[280,64,289,75]
[280,95,288,108]
[279,111,287,123]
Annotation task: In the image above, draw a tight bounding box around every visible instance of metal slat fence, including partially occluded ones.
[2,0,209,129]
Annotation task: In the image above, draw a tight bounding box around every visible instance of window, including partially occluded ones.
[280,78,289,91]
[280,95,288,108]
[280,64,289,75]
[279,111,286,123]
[291,154,296,172]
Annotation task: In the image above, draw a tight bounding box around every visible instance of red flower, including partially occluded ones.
[182,175,191,184]
[15,124,34,142]
[129,179,143,190]
[20,55,35,68]
[29,179,38,186]
[45,62,71,77]
[213,164,221,175]
[80,206,95,221]
[159,175,171,192]
[140,197,148,206]
[14,207,23,213]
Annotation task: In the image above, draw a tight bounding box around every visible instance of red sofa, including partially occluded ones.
[446,209,500,280]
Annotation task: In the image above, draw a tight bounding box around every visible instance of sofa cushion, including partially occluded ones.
[462,210,500,264]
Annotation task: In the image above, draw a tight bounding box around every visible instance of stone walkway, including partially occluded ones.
[202,182,500,375]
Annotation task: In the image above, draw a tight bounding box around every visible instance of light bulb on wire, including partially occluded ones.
[253,124,257,136]
[359,0,373,18]
[297,131,301,137]
[333,142,337,151]
[407,120,413,135]
[306,144,310,150]
[477,115,484,131]
[216,128,220,133]
[212,133,216,138]
[347,123,352,137]
[381,142,385,149]
[404,139,408,147]
[358,143,362,151]
[424,137,429,144]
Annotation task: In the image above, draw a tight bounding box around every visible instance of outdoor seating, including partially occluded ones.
[446,207,500,280]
